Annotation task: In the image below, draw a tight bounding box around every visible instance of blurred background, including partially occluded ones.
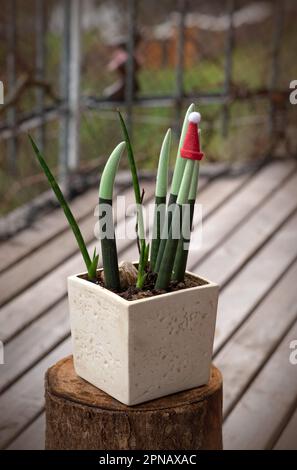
[0,0,296,226]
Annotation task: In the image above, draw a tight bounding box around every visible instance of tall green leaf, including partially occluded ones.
[29,135,97,281]
[118,110,145,243]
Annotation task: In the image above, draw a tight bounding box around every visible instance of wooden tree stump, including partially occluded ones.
[45,356,223,450]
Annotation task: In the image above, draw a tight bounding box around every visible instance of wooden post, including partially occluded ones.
[45,356,223,450]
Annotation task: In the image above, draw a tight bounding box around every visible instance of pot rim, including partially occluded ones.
[68,266,218,306]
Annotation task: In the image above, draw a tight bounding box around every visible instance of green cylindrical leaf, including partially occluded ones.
[118,111,145,242]
[153,193,177,273]
[154,205,181,290]
[99,197,120,291]
[151,128,171,270]
[172,132,201,281]
[155,128,171,198]
[99,141,126,200]
[188,158,200,200]
[99,141,125,291]
[171,198,195,282]
[176,159,195,205]
[170,103,195,196]
[150,195,166,271]
[155,159,195,289]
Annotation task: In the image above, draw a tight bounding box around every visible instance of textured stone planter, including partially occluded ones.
[68,270,218,406]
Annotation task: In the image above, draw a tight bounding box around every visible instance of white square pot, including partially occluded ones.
[68,271,218,406]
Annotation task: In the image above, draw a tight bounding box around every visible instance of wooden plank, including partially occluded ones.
[1,163,295,448]
[1,160,293,306]
[118,173,249,264]
[6,272,297,449]
[192,172,297,285]
[215,257,297,418]
[7,414,45,450]
[213,211,297,353]
[0,174,247,430]
[188,161,296,269]
[0,174,240,343]
[0,181,158,342]
[0,175,208,276]
[0,176,208,307]
[0,187,98,274]
[119,162,296,273]
[4,211,297,427]
[0,338,71,449]
[0,173,160,274]
[0,214,98,306]
[274,407,297,450]
[223,321,297,450]
[0,174,244,391]
[194,173,250,221]
[0,254,82,343]
[0,163,286,372]
[0,227,137,344]
[0,300,69,393]
[122,162,293,269]
[0,181,157,306]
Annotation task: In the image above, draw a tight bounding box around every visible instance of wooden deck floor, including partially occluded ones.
[1,159,297,450]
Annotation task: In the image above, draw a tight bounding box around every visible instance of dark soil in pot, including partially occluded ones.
[79,270,208,301]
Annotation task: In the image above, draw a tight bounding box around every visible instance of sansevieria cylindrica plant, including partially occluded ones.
[31,103,203,293]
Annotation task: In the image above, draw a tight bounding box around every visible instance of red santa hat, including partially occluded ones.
[180,112,204,161]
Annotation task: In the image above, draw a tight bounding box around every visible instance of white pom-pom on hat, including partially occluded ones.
[188,111,201,124]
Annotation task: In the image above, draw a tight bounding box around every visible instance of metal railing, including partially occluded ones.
[0,0,294,214]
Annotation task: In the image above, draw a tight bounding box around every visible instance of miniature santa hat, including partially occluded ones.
[180,112,204,160]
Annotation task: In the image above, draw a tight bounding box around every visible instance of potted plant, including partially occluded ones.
[31,104,218,406]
